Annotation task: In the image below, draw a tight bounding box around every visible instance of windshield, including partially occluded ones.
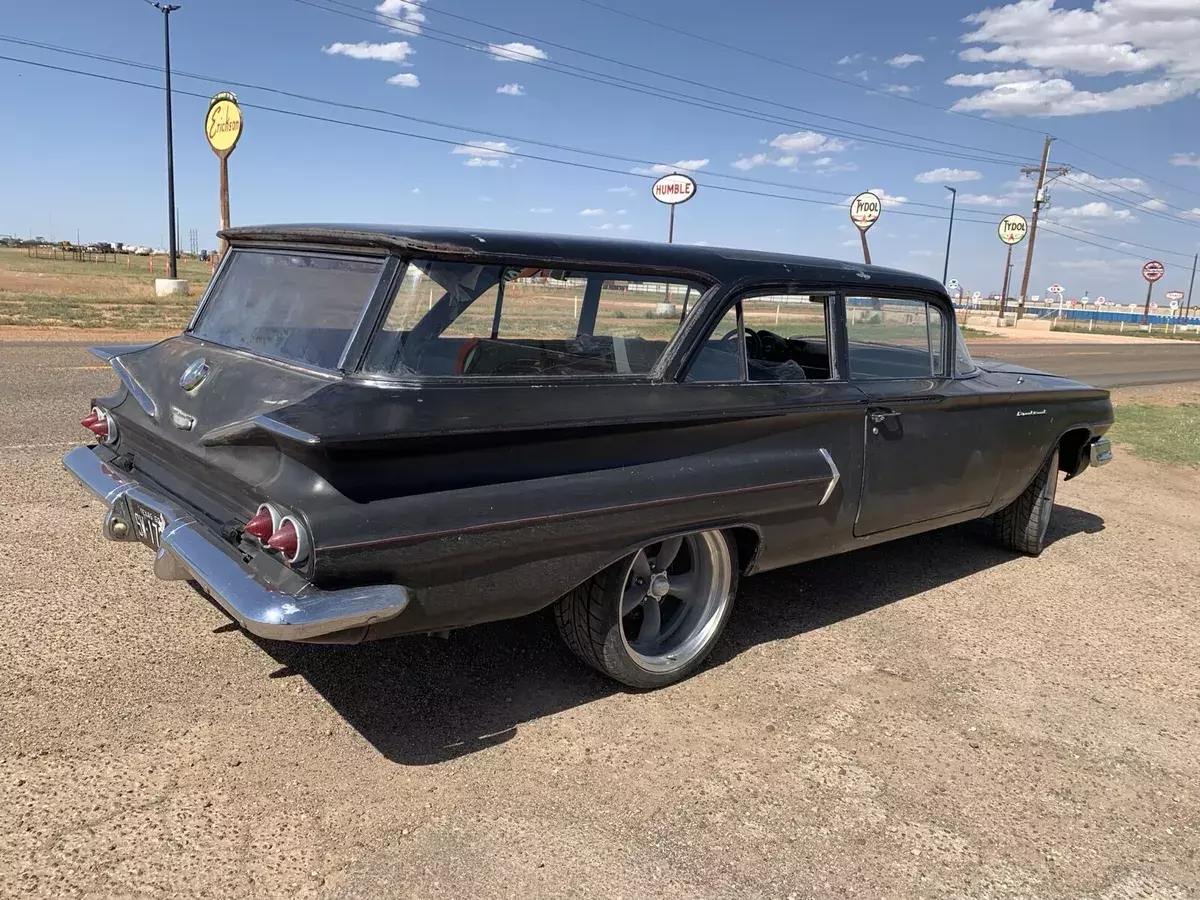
[954,319,977,375]
[361,259,706,377]
[190,250,383,369]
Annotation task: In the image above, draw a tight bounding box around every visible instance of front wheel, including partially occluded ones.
[993,447,1060,556]
[553,530,738,689]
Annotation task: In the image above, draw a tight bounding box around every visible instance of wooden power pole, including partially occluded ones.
[1016,136,1070,319]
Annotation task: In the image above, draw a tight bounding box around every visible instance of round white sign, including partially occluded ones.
[1047,284,1064,295]
[971,291,982,301]
[998,214,1028,245]
[948,279,960,289]
[1129,303,1138,312]
[1142,260,1165,283]
[1170,300,1179,310]
[651,173,697,205]
[1031,295,1040,303]
[850,191,882,231]
[1096,296,1106,304]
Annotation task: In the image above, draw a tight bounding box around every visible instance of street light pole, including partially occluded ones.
[942,186,957,285]
[148,1,181,280]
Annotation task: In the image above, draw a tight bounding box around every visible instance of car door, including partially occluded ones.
[847,292,1006,537]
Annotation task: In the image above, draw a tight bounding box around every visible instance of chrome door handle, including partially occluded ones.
[869,410,901,424]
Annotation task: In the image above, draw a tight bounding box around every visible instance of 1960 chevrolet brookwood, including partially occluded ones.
[65,225,1114,688]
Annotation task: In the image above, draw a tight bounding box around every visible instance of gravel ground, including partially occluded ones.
[1,344,1197,900]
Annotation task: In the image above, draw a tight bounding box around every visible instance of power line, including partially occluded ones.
[1054,175,1200,230]
[1058,137,1200,203]
[5,49,1193,267]
[0,35,1046,218]
[1060,169,1200,219]
[288,0,1044,170]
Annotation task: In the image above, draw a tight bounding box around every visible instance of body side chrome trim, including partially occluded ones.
[62,446,408,641]
[818,447,841,506]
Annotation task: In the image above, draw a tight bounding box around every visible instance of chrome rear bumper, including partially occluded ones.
[1089,436,1114,468]
[62,446,410,641]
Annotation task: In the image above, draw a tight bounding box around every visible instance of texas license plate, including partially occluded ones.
[127,498,166,551]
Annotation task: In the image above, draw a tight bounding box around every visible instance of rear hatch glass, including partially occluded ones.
[191,249,382,369]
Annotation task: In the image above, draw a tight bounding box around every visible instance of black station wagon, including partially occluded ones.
[65,225,1114,688]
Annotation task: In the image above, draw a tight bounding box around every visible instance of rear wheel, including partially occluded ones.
[553,530,738,689]
[993,447,1060,556]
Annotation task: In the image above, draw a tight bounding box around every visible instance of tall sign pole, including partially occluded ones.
[147,2,182,279]
[651,173,697,244]
[205,92,244,258]
[1016,136,1071,320]
[1186,252,1198,318]
[1141,260,1164,324]
[997,214,1028,325]
[850,191,881,265]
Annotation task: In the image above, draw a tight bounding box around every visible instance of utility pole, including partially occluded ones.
[1016,135,1070,320]
[1186,253,1198,319]
[942,186,957,285]
[147,1,182,280]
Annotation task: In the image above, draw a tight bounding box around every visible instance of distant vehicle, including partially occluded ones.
[65,224,1116,689]
[132,246,152,256]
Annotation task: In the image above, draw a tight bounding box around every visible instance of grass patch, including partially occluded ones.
[1108,402,1200,468]
[959,326,995,339]
[1050,320,1200,341]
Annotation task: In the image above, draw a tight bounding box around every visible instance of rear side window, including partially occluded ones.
[845,296,947,379]
[362,259,706,377]
[191,250,382,369]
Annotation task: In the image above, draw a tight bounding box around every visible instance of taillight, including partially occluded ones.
[243,505,277,543]
[81,407,117,444]
[266,515,309,566]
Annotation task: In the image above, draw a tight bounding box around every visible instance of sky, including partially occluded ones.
[2,0,1200,304]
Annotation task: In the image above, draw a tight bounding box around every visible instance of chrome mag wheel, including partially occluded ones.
[618,530,734,674]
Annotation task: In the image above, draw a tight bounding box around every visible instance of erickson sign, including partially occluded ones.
[205,92,243,158]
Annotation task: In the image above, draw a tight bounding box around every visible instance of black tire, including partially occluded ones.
[993,447,1060,556]
[553,530,738,689]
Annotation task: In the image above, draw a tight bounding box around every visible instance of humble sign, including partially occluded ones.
[1142,260,1165,283]
[652,173,697,205]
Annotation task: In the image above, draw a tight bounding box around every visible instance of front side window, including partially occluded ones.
[362,259,706,377]
[191,250,382,369]
[688,290,834,383]
[845,296,947,379]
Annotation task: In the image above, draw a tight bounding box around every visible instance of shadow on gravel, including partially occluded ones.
[254,503,1103,767]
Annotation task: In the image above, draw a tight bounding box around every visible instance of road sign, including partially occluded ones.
[948,279,960,289]
[1151,302,1159,310]
[998,214,1028,245]
[1096,296,1106,304]
[1165,290,1185,301]
[1031,295,1040,303]
[652,173,697,205]
[1170,300,1180,310]
[971,291,982,301]
[1129,303,1138,312]
[1142,260,1165,282]
[850,191,882,231]
[1047,284,1064,295]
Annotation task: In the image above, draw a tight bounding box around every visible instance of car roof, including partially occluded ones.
[220,223,949,295]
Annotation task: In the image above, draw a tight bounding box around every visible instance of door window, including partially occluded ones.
[845,296,947,379]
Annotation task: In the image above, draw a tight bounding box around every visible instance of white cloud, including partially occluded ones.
[411,187,420,194]
[322,41,415,64]
[1058,172,1148,194]
[1046,201,1135,222]
[884,84,915,94]
[945,69,1041,87]
[607,185,636,194]
[915,168,983,184]
[812,157,858,175]
[529,207,553,213]
[489,42,549,63]
[854,70,870,82]
[887,53,924,68]
[375,0,426,35]
[959,192,1021,207]
[496,82,525,96]
[1185,208,1200,219]
[616,209,627,215]
[464,158,500,168]
[837,53,863,65]
[848,188,908,207]
[630,158,709,176]
[386,73,420,88]
[733,132,848,170]
[1170,152,1200,167]
[579,208,605,216]
[453,140,515,159]
[618,224,633,230]
[947,0,1200,116]
[1140,198,1167,211]
[593,223,616,230]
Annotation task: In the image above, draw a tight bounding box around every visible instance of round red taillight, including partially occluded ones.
[82,407,117,444]
[266,515,309,565]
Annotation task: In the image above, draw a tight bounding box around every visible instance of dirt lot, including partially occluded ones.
[1,346,1198,900]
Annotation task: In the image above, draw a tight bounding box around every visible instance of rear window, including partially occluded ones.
[191,250,382,369]
[362,259,706,377]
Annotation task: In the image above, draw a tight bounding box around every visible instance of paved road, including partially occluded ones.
[969,340,1200,388]
[2,341,1199,899]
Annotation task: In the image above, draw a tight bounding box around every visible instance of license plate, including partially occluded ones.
[127,499,166,551]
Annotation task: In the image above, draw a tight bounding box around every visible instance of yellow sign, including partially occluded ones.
[205,94,243,157]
